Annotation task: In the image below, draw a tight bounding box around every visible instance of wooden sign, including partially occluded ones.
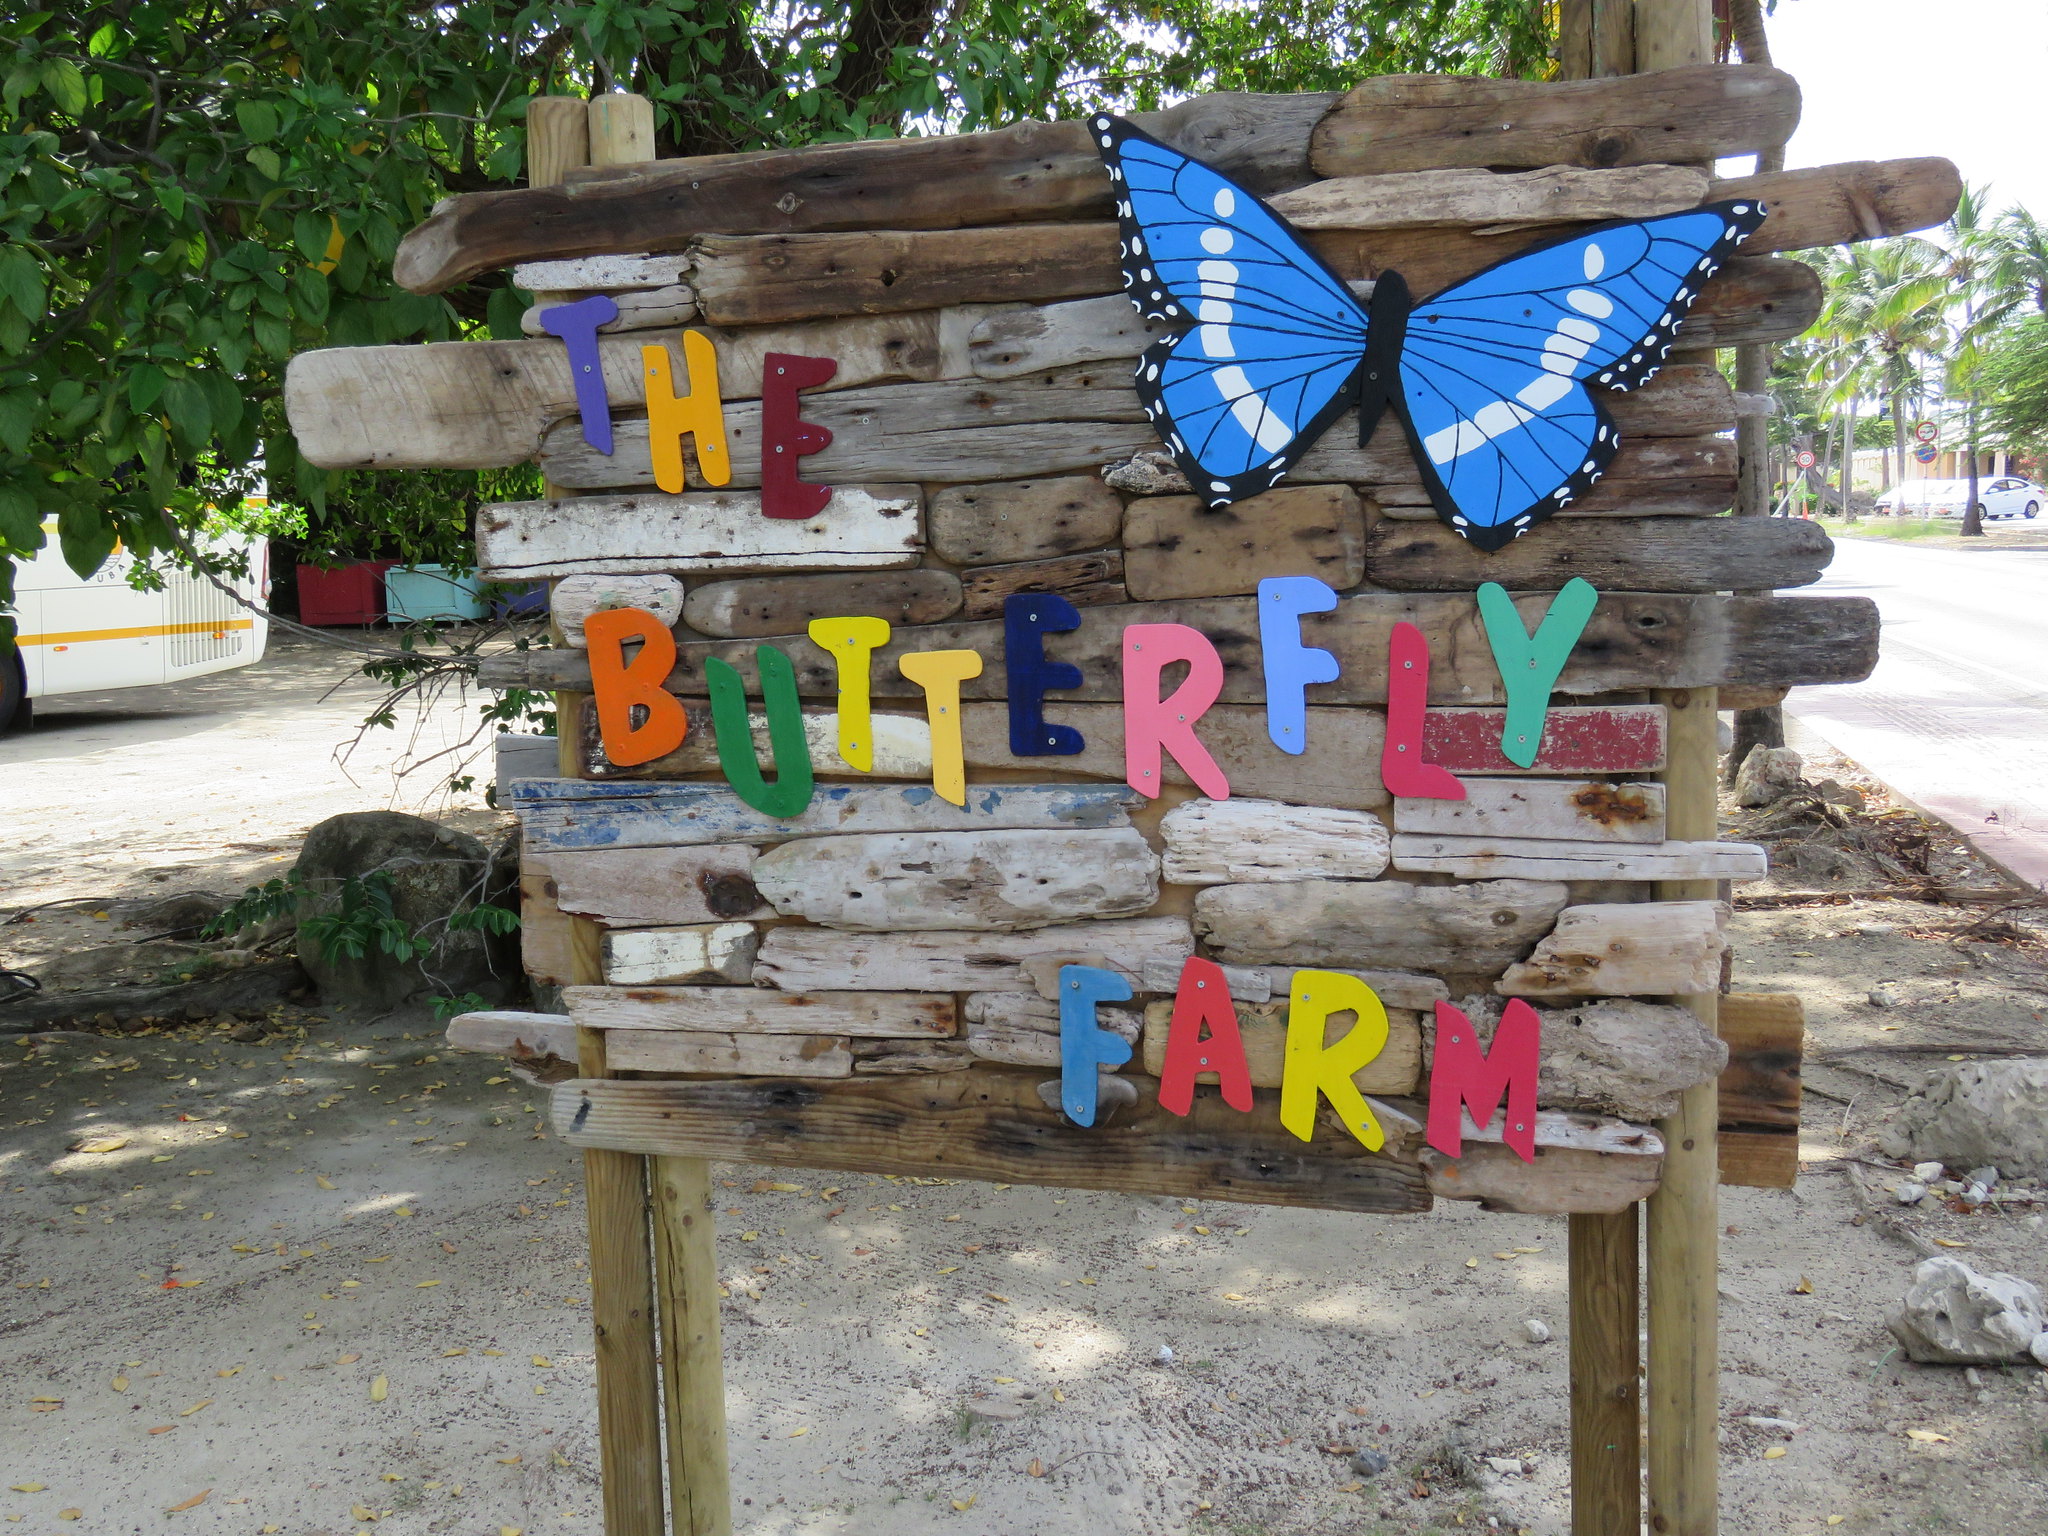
[283,61,1955,1536]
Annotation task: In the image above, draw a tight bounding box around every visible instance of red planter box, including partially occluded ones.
[295,561,395,626]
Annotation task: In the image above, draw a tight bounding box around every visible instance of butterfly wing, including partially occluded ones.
[1093,114,1371,504]
[1396,202,1767,550]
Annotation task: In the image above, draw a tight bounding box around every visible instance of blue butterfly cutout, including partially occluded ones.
[1092,114,1767,551]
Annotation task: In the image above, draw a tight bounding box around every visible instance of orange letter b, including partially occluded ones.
[585,606,688,768]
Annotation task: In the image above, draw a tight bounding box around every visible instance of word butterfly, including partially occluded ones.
[1093,115,1767,550]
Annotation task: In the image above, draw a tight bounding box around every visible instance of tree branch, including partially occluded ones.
[832,0,944,118]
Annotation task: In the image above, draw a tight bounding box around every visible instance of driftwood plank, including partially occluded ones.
[552,574,685,647]
[1715,158,1963,261]
[681,570,961,639]
[1368,436,1738,518]
[512,780,1141,855]
[1389,834,1768,881]
[1426,706,1666,775]
[1269,163,1709,228]
[1496,900,1726,998]
[519,285,699,335]
[752,917,1193,993]
[478,485,922,581]
[531,845,771,925]
[568,697,934,782]
[1366,516,1834,593]
[751,828,1159,932]
[928,475,1126,565]
[565,984,957,1037]
[959,553,1126,620]
[1124,486,1364,599]
[601,923,760,986]
[479,592,1884,706]
[1717,991,1804,1191]
[1193,878,1569,973]
[964,992,1142,1068]
[511,254,690,291]
[447,1010,579,1063]
[519,864,577,986]
[1138,1000,1423,1094]
[1159,798,1391,885]
[1419,1110,1664,1215]
[285,311,949,471]
[394,92,1337,293]
[1308,65,1798,177]
[1396,780,1667,843]
[549,1069,1434,1215]
[536,375,1755,494]
[602,1031,854,1076]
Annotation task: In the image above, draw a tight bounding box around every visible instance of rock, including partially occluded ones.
[1913,1161,1947,1182]
[1154,1345,1175,1366]
[962,1386,1043,1422]
[1813,778,1866,811]
[1895,1181,1927,1204]
[1485,1456,1528,1476]
[1348,1447,1390,1478]
[1734,745,1805,807]
[1867,983,1902,1009]
[1962,1184,1990,1207]
[1101,449,1189,495]
[1036,1072,1139,1123]
[292,812,520,1010]
[1742,1416,1802,1432]
[1967,1165,2000,1189]
[1879,1060,2048,1182]
[1887,1256,2048,1364]
[1523,1319,1552,1344]
[2032,1333,2048,1367]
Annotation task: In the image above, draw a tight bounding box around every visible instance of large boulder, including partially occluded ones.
[292,812,519,1009]
[1888,1256,2047,1364]
[1734,745,1805,807]
[1878,1059,2048,1182]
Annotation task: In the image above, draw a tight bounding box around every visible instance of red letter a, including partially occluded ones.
[1157,957,1253,1115]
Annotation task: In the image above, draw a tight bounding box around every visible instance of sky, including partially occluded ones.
[1765,0,2048,219]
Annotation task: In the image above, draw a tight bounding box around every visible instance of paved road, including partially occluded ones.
[1789,531,2048,887]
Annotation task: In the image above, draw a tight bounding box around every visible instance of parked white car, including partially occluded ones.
[1872,477,2042,519]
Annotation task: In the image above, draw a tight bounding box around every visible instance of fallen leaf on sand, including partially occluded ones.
[415,1279,442,1288]
[789,1427,809,1437]
[369,1375,388,1402]
[1762,1446,1787,1459]
[314,1176,335,1190]
[111,1377,128,1392]
[58,1509,80,1519]
[441,1242,457,1254]
[1793,1277,1813,1295]
[443,1348,468,1358]
[180,1399,211,1415]
[148,1425,175,1435]
[337,1353,361,1365]
[1027,1459,1046,1477]
[497,1454,522,1465]
[984,1292,1010,1304]
[1223,1291,1246,1301]
[165,1490,210,1512]
[1464,1257,1479,1269]
[1828,1518,1845,1526]
[8,1484,44,1493]
[1905,1429,1950,1443]
[1932,1238,1971,1249]
[951,1494,977,1511]
[531,1356,552,1368]
[70,1136,127,1154]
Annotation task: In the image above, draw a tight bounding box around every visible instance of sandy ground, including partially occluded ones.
[4,640,2048,1535]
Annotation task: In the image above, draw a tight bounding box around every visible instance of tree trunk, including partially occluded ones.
[1840,399,1860,520]
[1961,394,1985,537]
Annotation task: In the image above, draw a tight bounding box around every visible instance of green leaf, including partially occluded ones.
[0,246,44,321]
[247,145,281,183]
[293,210,331,264]
[40,57,85,116]
[157,183,186,221]
[0,389,35,454]
[291,265,330,326]
[235,100,280,144]
[485,282,528,340]
[57,507,118,579]
[161,375,211,452]
[126,363,167,413]
[0,484,42,550]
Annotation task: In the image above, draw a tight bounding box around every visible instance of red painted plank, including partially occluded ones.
[1424,705,1667,775]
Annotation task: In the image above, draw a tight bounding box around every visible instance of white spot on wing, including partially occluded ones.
[1200,227,1234,255]
[1583,243,1606,280]
[1568,288,1614,319]
[1212,187,1236,217]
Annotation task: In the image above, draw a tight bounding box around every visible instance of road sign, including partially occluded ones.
[1914,420,1939,444]
[1794,450,1817,469]
[1915,443,1939,464]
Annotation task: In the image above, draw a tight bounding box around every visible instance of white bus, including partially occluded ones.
[2,520,270,730]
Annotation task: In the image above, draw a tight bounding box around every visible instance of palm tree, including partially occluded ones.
[1810,240,1947,499]
[1938,186,2011,537]
[1989,205,2048,315]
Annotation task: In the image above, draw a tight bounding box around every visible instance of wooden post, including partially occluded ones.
[573,89,733,1536]
[526,96,591,189]
[529,94,667,1536]
[1632,0,1714,71]
[1649,687,1721,1536]
[653,1158,733,1536]
[1570,1206,1641,1535]
[589,92,658,167]
[1550,22,1652,1536]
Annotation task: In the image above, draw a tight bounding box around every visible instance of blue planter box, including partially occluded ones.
[384,565,486,623]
